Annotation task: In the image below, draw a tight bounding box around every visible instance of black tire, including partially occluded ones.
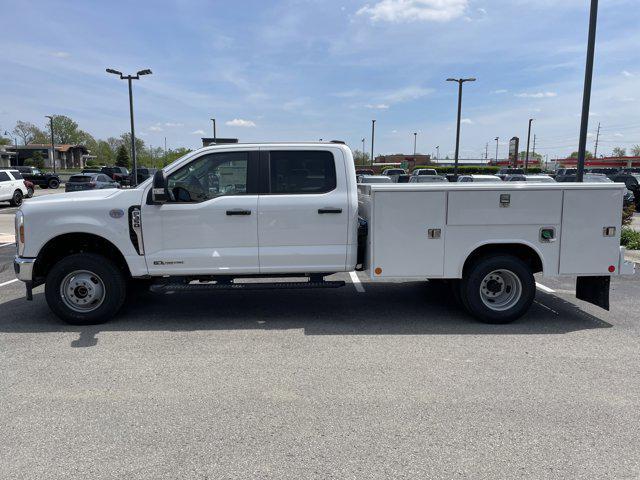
[41,184,49,189]
[45,253,127,325]
[9,190,23,207]
[459,255,535,324]
[27,187,34,198]
[48,178,60,189]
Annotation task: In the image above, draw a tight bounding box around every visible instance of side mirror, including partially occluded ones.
[152,170,169,203]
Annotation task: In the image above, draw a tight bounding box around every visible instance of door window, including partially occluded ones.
[0,172,10,182]
[269,150,336,194]
[167,152,250,203]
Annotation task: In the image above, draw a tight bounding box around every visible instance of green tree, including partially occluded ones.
[612,147,626,157]
[25,150,46,169]
[631,145,640,157]
[94,140,115,165]
[13,120,47,145]
[120,132,145,161]
[162,148,192,166]
[47,115,94,145]
[352,149,370,166]
[115,144,130,168]
[519,151,544,160]
[569,151,593,159]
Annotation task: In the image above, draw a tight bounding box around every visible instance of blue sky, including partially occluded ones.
[1,0,639,159]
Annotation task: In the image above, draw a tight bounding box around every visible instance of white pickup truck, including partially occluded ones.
[13,142,635,325]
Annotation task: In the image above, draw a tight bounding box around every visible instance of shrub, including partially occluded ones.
[622,204,635,226]
[621,227,640,250]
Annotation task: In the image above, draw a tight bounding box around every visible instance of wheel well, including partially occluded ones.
[463,243,543,276]
[34,233,131,282]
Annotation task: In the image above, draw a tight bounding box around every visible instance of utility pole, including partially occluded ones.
[532,134,537,164]
[494,137,499,163]
[436,146,439,161]
[525,118,533,173]
[577,0,599,182]
[485,142,489,160]
[593,122,601,158]
[45,115,55,173]
[371,120,376,167]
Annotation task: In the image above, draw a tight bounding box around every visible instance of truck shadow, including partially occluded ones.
[0,281,612,348]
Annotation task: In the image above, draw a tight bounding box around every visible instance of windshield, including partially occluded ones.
[585,175,612,183]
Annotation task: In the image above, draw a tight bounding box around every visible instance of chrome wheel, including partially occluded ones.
[479,269,522,312]
[59,270,106,313]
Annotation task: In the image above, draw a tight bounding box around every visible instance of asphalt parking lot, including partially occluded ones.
[0,190,639,479]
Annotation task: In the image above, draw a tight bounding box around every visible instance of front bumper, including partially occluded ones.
[14,256,36,282]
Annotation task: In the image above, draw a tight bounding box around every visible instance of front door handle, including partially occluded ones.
[318,208,342,214]
[226,209,252,216]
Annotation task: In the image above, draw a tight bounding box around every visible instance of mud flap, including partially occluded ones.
[576,276,610,310]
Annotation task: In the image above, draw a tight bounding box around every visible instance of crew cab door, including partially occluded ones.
[257,148,349,273]
[0,171,11,200]
[141,149,260,275]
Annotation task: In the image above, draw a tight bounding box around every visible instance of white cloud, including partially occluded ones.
[382,86,433,103]
[622,70,634,77]
[491,89,508,94]
[357,0,468,23]
[148,125,163,132]
[365,103,390,109]
[225,118,256,127]
[515,91,557,98]
[164,122,184,127]
[461,118,473,124]
[614,133,624,137]
[50,51,70,58]
[191,129,205,135]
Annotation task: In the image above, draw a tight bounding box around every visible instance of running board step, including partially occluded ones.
[150,280,345,293]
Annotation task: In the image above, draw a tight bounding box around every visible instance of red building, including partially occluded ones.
[556,156,640,168]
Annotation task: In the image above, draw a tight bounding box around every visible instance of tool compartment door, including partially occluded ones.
[372,191,446,277]
[559,188,623,275]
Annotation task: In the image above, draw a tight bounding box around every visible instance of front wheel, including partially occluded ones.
[48,178,60,189]
[45,253,127,325]
[9,190,23,207]
[459,255,535,324]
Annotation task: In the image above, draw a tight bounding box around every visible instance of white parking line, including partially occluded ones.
[0,243,15,248]
[349,271,365,293]
[0,279,19,287]
[535,282,555,293]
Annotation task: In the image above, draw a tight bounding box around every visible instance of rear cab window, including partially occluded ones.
[268,150,336,194]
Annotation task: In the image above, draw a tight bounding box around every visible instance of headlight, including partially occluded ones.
[15,211,24,256]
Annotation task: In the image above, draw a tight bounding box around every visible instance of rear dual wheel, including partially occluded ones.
[456,255,535,324]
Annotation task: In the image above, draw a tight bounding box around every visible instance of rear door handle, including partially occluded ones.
[318,208,342,214]
[226,209,252,216]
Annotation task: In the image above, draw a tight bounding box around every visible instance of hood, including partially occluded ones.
[20,187,145,214]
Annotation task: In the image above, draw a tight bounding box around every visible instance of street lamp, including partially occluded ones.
[446,77,476,179]
[525,118,533,173]
[3,131,17,149]
[45,115,55,173]
[436,145,439,161]
[413,132,417,158]
[210,118,217,141]
[371,120,376,166]
[106,67,152,186]
[494,137,499,163]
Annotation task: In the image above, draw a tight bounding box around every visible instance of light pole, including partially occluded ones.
[436,145,439,161]
[494,137,499,163]
[525,118,533,173]
[413,132,417,158]
[371,120,376,167]
[210,118,217,141]
[45,115,55,173]
[106,68,152,187]
[3,131,17,149]
[576,0,599,182]
[446,77,476,179]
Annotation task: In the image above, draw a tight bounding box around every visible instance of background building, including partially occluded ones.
[6,144,90,169]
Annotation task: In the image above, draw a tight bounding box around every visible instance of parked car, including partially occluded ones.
[0,169,29,206]
[65,173,121,192]
[504,174,527,182]
[24,180,35,198]
[457,174,503,183]
[504,174,556,183]
[611,173,640,208]
[1,165,61,189]
[135,167,158,184]
[381,168,406,176]
[412,168,438,176]
[554,168,578,182]
[497,167,525,180]
[358,175,393,184]
[587,167,619,176]
[101,166,131,185]
[81,168,103,174]
[395,174,411,183]
[355,169,374,176]
[408,175,448,183]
